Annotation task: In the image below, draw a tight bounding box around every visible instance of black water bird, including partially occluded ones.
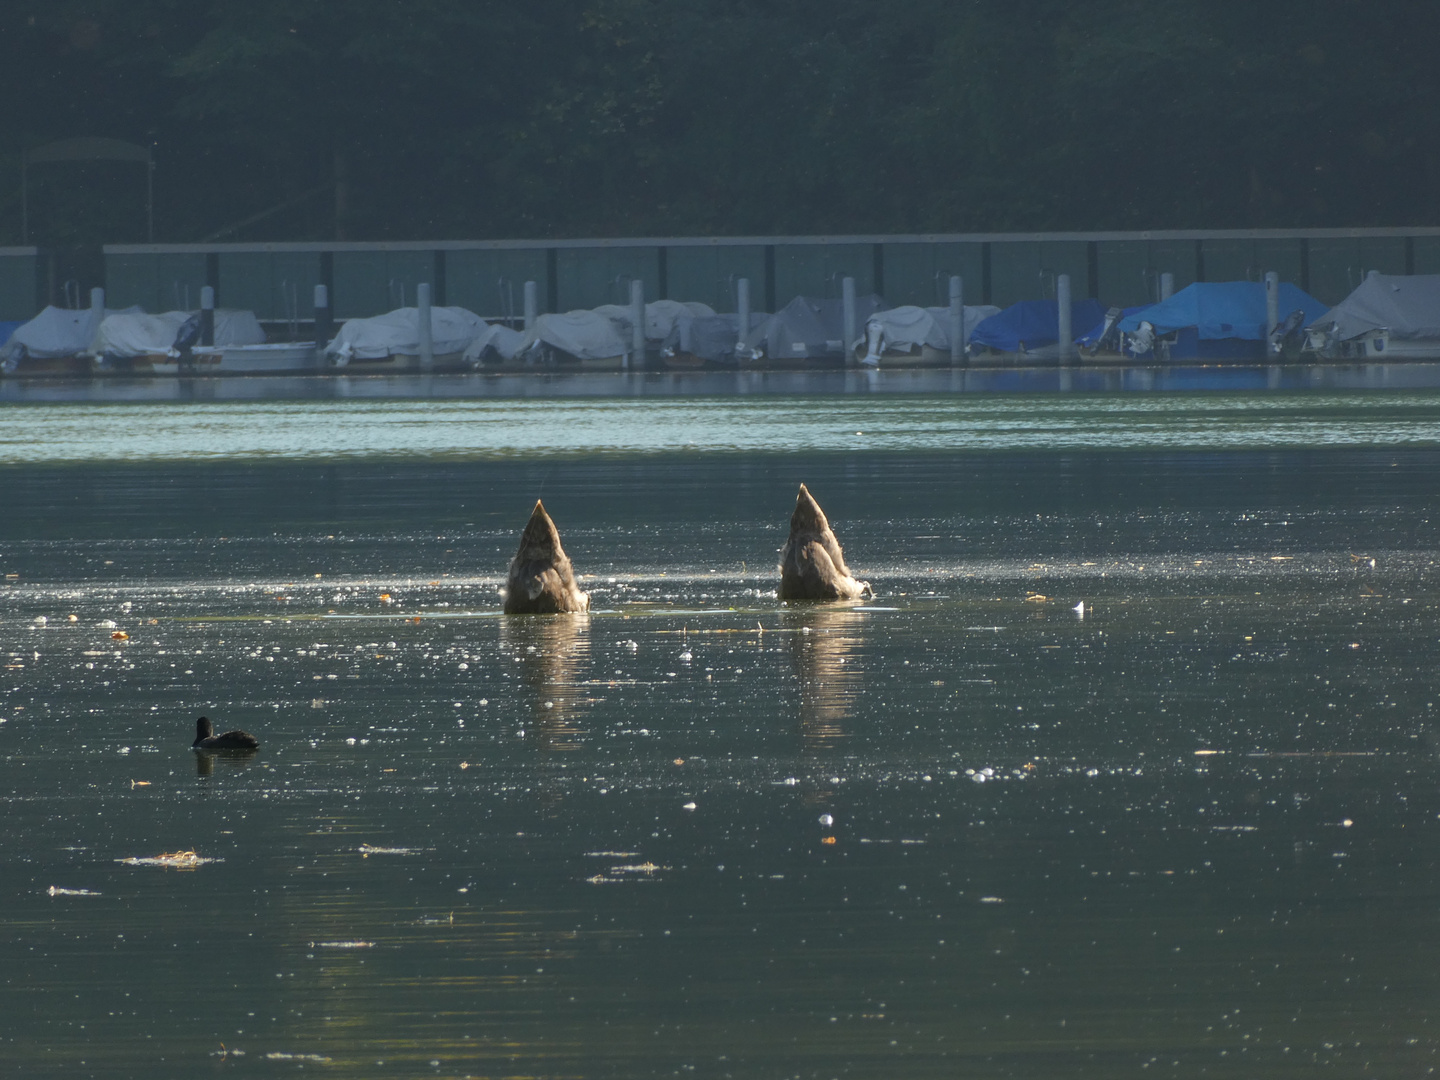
[192,716,259,750]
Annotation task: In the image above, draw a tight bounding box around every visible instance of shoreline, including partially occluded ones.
[5,361,1440,402]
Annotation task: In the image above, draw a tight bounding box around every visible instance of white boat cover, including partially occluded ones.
[665,311,770,363]
[461,322,528,363]
[864,304,1002,354]
[1306,273,1440,341]
[326,306,486,361]
[2,304,141,359]
[592,300,717,342]
[520,310,629,361]
[745,295,887,359]
[91,309,266,357]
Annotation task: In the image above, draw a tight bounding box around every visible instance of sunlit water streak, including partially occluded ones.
[5,391,1440,463]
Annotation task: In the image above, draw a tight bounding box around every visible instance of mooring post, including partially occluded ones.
[523,280,538,331]
[841,276,857,364]
[736,277,751,361]
[199,285,215,347]
[1056,273,1073,363]
[1264,271,1280,340]
[313,284,332,365]
[629,278,645,370]
[417,282,434,370]
[948,275,964,366]
[1160,272,1174,301]
[89,286,104,322]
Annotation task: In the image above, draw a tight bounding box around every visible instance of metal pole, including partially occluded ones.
[20,153,26,245]
[199,285,215,347]
[1159,272,1174,301]
[1056,273,1073,362]
[1264,271,1279,339]
[146,151,154,243]
[522,280,538,330]
[417,282,434,370]
[313,284,332,365]
[628,278,645,370]
[841,276,857,364]
[948,275,964,366]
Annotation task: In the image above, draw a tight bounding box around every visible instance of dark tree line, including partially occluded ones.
[3,1,1439,245]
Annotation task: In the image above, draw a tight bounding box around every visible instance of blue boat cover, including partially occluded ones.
[970,299,1108,352]
[1116,282,1327,340]
[0,321,21,347]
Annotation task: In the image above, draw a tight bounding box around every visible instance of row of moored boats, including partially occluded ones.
[3,272,1437,376]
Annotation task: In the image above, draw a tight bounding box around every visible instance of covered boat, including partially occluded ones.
[969,299,1108,361]
[1,303,140,375]
[92,310,266,373]
[661,311,769,368]
[461,322,529,366]
[516,310,631,368]
[857,304,1001,367]
[325,306,486,369]
[1304,273,1440,360]
[743,295,887,365]
[1115,282,1327,361]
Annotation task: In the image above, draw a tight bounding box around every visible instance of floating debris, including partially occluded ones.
[313,940,375,949]
[111,631,129,641]
[358,844,425,856]
[979,896,1005,904]
[46,886,101,897]
[117,850,219,869]
[264,1052,331,1063]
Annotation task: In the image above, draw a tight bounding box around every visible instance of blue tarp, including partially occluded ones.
[1116,282,1327,340]
[0,321,21,348]
[970,299,1108,352]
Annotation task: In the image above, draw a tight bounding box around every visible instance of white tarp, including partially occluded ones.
[461,322,528,364]
[326,306,486,361]
[2,304,141,359]
[1307,273,1440,341]
[593,300,717,343]
[744,295,888,360]
[862,304,1002,357]
[520,310,629,361]
[91,309,266,357]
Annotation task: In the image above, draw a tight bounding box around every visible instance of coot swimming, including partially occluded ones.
[192,716,259,750]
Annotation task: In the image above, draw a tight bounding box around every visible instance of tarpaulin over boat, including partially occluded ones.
[1306,273,1440,341]
[744,295,887,360]
[326,306,484,361]
[462,322,528,364]
[1116,282,1326,340]
[521,310,629,361]
[864,304,1002,353]
[663,311,769,364]
[2,304,141,359]
[594,300,717,343]
[92,309,266,357]
[970,299,1107,352]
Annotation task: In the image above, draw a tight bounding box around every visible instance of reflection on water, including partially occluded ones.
[500,614,591,752]
[786,603,867,749]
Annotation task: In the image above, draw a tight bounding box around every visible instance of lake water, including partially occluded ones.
[3,384,1440,1078]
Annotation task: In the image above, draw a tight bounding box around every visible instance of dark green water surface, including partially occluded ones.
[2,396,1440,1078]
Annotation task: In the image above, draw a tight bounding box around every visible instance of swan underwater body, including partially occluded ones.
[500,484,871,610]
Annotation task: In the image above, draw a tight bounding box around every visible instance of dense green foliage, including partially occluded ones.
[3,1,1438,243]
